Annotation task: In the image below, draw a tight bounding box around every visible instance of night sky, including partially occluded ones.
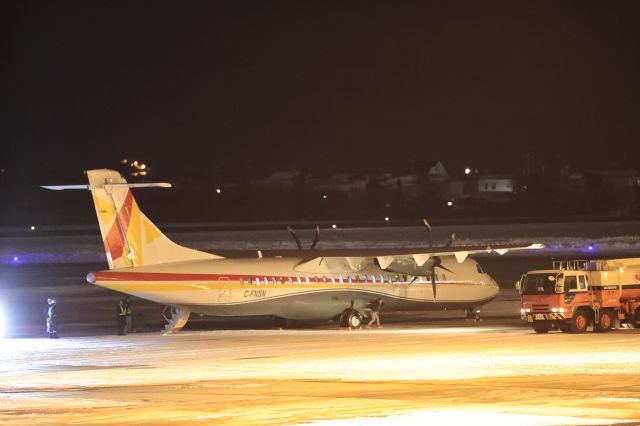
[4,1,640,184]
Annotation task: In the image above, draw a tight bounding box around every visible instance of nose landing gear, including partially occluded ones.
[465,308,482,323]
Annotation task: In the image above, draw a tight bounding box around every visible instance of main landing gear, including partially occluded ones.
[340,309,363,329]
[162,306,190,335]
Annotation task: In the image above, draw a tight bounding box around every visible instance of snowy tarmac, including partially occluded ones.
[2,324,640,425]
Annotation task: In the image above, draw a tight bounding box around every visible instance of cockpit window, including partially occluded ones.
[476,264,484,274]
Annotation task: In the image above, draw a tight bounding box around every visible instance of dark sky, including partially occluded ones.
[4,0,640,183]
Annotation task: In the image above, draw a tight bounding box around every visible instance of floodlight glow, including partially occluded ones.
[384,217,389,222]
[30,226,35,231]
[216,188,221,194]
[447,201,453,207]
[0,305,5,337]
[332,224,337,229]
[13,256,18,263]
[464,167,471,175]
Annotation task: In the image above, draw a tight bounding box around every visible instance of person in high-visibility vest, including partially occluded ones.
[117,299,127,335]
[46,298,59,338]
[124,296,133,333]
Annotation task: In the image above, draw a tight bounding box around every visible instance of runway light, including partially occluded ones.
[30,226,35,231]
[447,201,453,207]
[216,188,221,194]
[322,194,328,199]
[13,256,19,263]
[384,217,389,222]
[464,167,471,175]
[332,224,337,229]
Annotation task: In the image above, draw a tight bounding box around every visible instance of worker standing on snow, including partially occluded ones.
[117,299,127,335]
[46,298,59,338]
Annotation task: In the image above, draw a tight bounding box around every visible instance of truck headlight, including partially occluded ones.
[558,308,565,313]
[520,308,525,314]
[552,308,558,312]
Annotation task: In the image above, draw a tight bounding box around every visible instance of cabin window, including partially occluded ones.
[297,276,302,284]
[322,276,327,284]
[355,275,361,283]
[441,273,447,282]
[279,277,285,284]
[330,276,335,284]
[263,277,268,285]
[305,276,310,284]
[240,278,244,285]
[338,276,344,284]
[288,277,293,284]
[379,274,384,283]
[247,277,252,285]
[371,275,376,283]
[313,276,319,284]
[394,275,400,282]
[347,276,352,283]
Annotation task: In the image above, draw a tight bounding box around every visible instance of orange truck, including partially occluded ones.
[517,258,640,333]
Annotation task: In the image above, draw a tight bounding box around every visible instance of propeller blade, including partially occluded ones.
[310,225,320,250]
[287,226,303,250]
[431,271,437,301]
[423,217,433,248]
[435,264,454,274]
[445,232,456,247]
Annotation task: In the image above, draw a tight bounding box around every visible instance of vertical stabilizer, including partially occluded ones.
[86,169,220,269]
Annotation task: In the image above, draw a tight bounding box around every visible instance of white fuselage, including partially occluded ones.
[89,255,499,321]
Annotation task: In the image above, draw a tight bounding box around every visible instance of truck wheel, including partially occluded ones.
[533,323,549,334]
[595,310,613,333]
[570,310,589,333]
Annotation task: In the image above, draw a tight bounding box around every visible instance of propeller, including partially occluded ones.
[287,227,303,250]
[424,256,454,301]
[445,232,456,247]
[310,225,320,250]
[287,225,320,250]
[423,218,433,248]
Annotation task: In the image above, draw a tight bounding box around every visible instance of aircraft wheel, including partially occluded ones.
[533,323,549,334]
[595,310,613,332]
[341,309,362,328]
[569,310,589,333]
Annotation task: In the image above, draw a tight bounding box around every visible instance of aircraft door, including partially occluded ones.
[217,277,231,303]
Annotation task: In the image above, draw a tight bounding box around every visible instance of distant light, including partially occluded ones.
[216,188,222,194]
[322,194,328,199]
[332,224,337,229]
[464,168,471,175]
[140,164,146,170]
[13,256,18,262]
[384,217,390,222]
[30,226,35,231]
[447,201,454,207]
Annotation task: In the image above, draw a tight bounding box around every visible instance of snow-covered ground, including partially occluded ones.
[2,221,639,264]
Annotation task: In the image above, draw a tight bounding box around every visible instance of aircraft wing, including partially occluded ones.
[217,242,543,268]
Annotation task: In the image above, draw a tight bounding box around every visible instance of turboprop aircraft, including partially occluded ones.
[44,169,542,333]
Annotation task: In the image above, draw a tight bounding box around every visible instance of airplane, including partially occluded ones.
[43,169,542,333]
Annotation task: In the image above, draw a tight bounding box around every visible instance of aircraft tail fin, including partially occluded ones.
[45,169,221,269]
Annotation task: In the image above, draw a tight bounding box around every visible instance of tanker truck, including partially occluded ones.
[517,258,640,333]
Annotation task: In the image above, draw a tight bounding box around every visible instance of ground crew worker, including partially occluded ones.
[366,298,384,329]
[124,296,133,333]
[117,299,127,335]
[46,298,59,338]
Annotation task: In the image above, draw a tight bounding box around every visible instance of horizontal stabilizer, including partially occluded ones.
[42,183,171,191]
